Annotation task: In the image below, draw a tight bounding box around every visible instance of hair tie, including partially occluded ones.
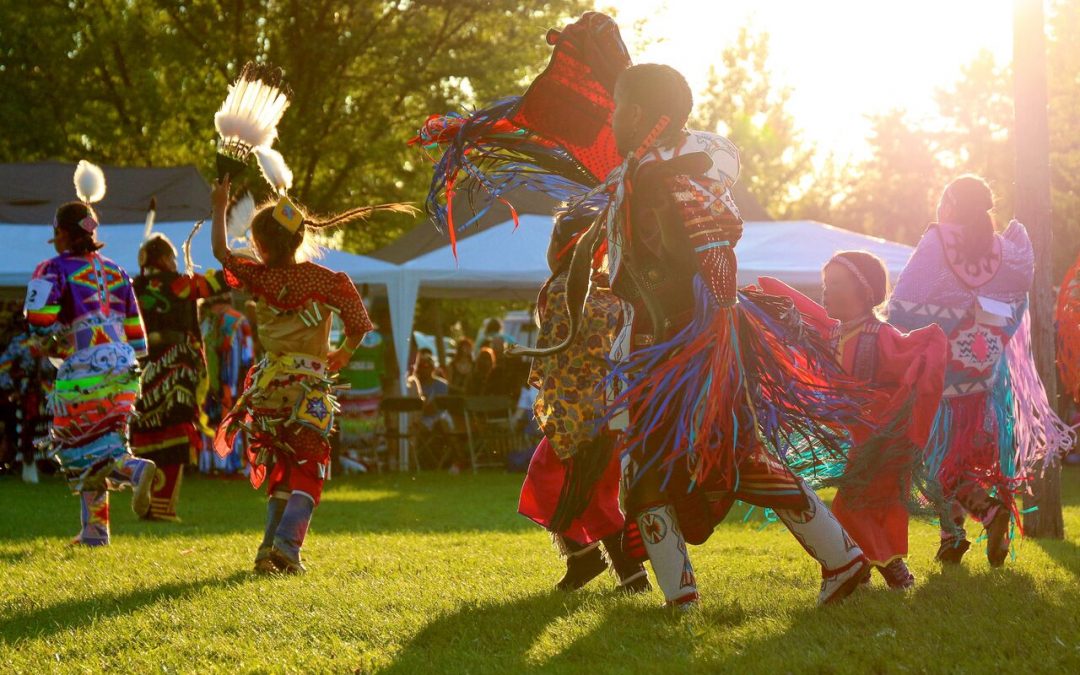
[830,255,877,305]
[78,215,99,233]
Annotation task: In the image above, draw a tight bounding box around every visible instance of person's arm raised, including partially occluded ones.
[211,176,231,263]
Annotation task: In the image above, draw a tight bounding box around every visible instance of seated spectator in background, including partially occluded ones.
[406,352,458,470]
[446,338,475,393]
[475,318,516,357]
[466,347,497,395]
[406,353,452,431]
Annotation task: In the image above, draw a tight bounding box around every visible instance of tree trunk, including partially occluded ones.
[1014,0,1065,539]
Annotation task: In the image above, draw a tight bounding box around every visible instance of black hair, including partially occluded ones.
[54,202,104,254]
[941,174,996,264]
[138,234,177,272]
[615,63,693,143]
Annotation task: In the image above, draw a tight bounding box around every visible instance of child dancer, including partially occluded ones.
[889,175,1073,566]
[25,161,155,545]
[130,232,218,521]
[760,252,947,589]
[211,149,409,574]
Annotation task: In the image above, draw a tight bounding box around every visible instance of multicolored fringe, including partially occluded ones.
[412,100,605,245]
[1005,310,1075,473]
[214,354,339,490]
[131,340,208,432]
[604,278,862,493]
[412,13,632,253]
[52,431,129,492]
[922,310,1075,535]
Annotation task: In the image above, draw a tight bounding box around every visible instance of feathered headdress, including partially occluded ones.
[214,62,292,180]
[69,160,106,232]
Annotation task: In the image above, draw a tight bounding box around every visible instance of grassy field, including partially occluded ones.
[1,469,1079,674]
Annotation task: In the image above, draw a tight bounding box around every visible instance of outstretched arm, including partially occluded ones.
[211,176,231,264]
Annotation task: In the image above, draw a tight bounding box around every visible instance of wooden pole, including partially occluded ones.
[1014,0,1064,539]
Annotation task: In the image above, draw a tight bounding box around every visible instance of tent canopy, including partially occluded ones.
[735,220,914,289]
[396,217,914,300]
[0,162,211,225]
[0,221,220,286]
[401,214,555,300]
[0,222,401,298]
[371,182,770,264]
[0,220,416,396]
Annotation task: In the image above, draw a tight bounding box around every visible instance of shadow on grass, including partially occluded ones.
[379,557,1080,673]
[0,549,32,565]
[700,564,1080,672]
[0,570,251,645]
[378,586,749,674]
[0,472,534,542]
[378,591,582,674]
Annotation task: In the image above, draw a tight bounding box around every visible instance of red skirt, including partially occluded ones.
[831,462,909,566]
[518,437,624,547]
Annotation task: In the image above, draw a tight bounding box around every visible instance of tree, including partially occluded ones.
[828,110,942,245]
[1048,0,1080,279]
[1016,0,1064,539]
[0,0,589,251]
[692,26,814,217]
[933,50,1016,219]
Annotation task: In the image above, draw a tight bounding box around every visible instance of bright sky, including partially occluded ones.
[606,0,1014,160]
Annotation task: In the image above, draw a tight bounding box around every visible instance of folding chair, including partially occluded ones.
[376,397,424,472]
[462,395,525,473]
[434,395,470,470]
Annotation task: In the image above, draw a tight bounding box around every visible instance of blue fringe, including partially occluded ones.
[420,97,606,235]
[604,277,862,492]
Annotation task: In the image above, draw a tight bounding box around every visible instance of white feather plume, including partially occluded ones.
[214,64,291,153]
[227,193,256,242]
[142,197,157,241]
[254,146,293,194]
[74,160,106,204]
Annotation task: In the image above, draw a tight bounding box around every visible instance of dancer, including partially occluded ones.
[130,227,217,521]
[415,14,871,608]
[518,214,649,594]
[889,175,1073,566]
[199,269,255,475]
[0,314,55,483]
[211,149,409,573]
[759,252,947,589]
[25,160,155,545]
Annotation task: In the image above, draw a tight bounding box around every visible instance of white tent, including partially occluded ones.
[381,216,914,413]
[0,221,415,393]
[0,221,220,286]
[735,220,915,288]
[400,214,555,300]
[397,216,914,298]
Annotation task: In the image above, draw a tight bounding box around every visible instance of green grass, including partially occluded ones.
[2,469,1079,674]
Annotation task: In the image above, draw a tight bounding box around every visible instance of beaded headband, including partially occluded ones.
[829,255,877,305]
